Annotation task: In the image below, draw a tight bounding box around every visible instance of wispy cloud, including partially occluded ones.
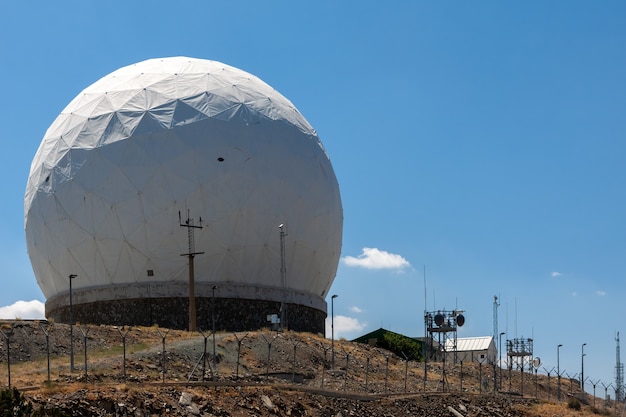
[0,300,45,320]
[342,247,410,271]
[325,315,367,339]
[350,306,363,314]
[551,271,563,277]
[596,290,606,296]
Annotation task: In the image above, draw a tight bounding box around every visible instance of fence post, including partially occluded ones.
[40,323,51,383]
[591,380,599,409]
[233,333,248,380]
[319,342,329,388]
[343,352,349,391]
[197,329,209,382]
[542,367,554,401]
[479,361,483,393]
[78,326,90,378]
[117,327,130,382]
[0,328,10,388]
[402,351,413,393]
[365,357,370,393]
[261,333,277,381]
[291,339,300,383]
[493,361,498,396]
[155,328,170,383]
[384,355,389,394]
[566,372,577,396]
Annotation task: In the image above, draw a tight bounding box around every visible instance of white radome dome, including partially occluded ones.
[24,57,342,328]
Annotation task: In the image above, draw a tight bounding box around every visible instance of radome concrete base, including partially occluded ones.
[47,297,326,334]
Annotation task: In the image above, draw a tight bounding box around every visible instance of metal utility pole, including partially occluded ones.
[279,224,287,330]
[179,210,204,332]
[581,342,586,395]
[499,332,505,390]
[212,285,217,367]
[331,294,338,369]
[616,332,624,402]
[69,274,77,372]
[557,344,563,401]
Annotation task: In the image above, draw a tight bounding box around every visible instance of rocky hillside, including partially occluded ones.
[0,320,614,416]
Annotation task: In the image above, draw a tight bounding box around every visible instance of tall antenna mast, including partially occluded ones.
[423,265,427,318]
[515,298,518,339]
[617,332,624,401]
[493,295,500,339]
[423,265,428,390]
[179,210,204,332]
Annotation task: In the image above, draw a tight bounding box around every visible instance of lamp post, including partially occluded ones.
[557,344,563,401]
[212,285,217,367]
[68,274,77,372]
[581,343,586,395]
[499,332,505,390]
[331,294,338,369]
[279,224,287,330]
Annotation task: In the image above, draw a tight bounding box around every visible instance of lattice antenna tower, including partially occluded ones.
[507,337,533,372]
[616,331,624,402]
[425,309,466,392]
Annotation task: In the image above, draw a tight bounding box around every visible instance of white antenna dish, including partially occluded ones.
[532,357,541,369]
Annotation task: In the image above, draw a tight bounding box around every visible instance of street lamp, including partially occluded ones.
[499,332,505,390]
[279,224,287,330]
[557,344,563,401]
[581,343,587,395]
[331,294,338,369]
[212,285,217,367]
[68,274,77,372]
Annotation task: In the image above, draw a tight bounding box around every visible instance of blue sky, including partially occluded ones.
[1,1,625,390]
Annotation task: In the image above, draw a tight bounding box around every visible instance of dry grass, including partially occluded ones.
[519,401,612,417]
[0,322,618,417]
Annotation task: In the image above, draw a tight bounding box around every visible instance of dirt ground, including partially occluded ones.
[0,320,617,416]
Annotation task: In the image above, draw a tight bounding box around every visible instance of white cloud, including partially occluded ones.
[325,315,367,339]
[551,271,562,277]
[350,306,363,313]
[342,247,410,271]
[596,290,606,296]
[0,300,45,320]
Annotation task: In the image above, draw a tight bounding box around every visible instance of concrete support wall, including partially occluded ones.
[47,297,326,334]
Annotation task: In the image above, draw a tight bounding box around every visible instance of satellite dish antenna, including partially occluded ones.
[434,313,445,326]
[532,357,541,369]
[456,314,465,327]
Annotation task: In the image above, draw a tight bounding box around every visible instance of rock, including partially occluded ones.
[448,405,464,417]
[179,392,194,406]
[261,394,275,411]
[186,402,201,415]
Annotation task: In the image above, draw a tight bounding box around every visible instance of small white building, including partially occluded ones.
[445,336,497,364]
